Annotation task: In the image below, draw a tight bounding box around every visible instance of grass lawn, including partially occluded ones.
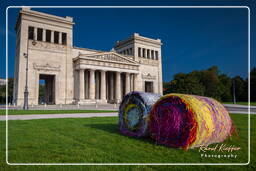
[0,114,255,170]
[223,102,256,106]
[0,109,118,115]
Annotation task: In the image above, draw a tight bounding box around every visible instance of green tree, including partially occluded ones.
[0,85,5,104]
[0,78,13,104]
[201,66,222,100]
[218,74,232,102]
[232,76,246,102]
[251,67,256,101]
[164,72,205,95]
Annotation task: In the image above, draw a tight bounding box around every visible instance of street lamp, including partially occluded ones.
[232,79,236,104]
[23,31,37,110]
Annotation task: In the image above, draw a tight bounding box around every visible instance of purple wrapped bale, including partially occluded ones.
[118,91,161,137]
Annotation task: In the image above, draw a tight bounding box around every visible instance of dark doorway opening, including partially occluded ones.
[106,71,116,103]
[39,74,55,104]
[121,73,126,98]
[145,81,153,93]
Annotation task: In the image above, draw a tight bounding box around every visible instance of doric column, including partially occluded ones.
[130,74,134,91]
[51,30,54,43]
[89,69,95,99]
[110,72,114,100]
[34,27,37,40]
[151,50,154,60]
[100,70,106,102]
[42,29,46,42]
[59,32,62,44]
[133,73,138,91]
[115,72,121,103]
[85,71,89,99]
[148,49,151,59]
[79,69,85,100]
[125,73,131,94]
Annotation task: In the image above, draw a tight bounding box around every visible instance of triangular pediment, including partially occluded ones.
[78,52,139,65]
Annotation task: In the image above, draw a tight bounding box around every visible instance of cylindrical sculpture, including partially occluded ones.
[149,93,233,149]
[119,91,161,137]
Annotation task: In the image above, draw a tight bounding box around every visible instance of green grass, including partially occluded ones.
[0,114,255,170]
[223,102,256,106]
[0,110,118,115]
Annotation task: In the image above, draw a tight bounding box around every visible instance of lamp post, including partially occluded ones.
[23,31,36,110]
[232,79,236,104]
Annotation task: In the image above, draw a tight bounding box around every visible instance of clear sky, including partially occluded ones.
[0,0,255,82]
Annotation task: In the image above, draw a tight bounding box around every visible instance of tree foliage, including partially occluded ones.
[251,67,256,101]
[0,78,13,104]
[164,66,251,102]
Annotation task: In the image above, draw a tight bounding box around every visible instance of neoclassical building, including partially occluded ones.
[13,8,163,105]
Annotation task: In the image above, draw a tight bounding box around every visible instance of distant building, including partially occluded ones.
[0,79,6,86]
[13,8,163,105]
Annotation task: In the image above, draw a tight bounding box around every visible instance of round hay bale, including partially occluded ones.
[149,93,233,149]
[119,91,161,137]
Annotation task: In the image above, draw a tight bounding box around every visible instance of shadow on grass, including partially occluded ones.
[84,123,169,147]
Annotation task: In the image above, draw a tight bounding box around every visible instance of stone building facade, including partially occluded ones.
[13,8,163,105]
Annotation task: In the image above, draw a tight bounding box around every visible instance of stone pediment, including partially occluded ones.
[77,52,139,65]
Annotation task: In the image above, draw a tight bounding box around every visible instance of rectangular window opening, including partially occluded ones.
[28,26,34,40]
[54,31,59,44]
[37,28,43,41]
[138,48,141,57]
[151,50,154,59]
[62,33,67,45]
[46,30,51,42]
[155,51,159,60]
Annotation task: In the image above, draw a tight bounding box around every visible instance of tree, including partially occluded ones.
[163,66,251,102]
[251,67,256,101]
[218,74,232,102]
[232,76,246,102]
[164,72,205,95]
[201,66,222,100]
[0,78,14,104]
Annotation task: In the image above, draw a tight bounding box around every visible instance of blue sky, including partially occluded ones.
[0,0,255,82]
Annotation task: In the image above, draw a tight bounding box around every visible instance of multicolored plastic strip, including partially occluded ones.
[119,91,161,137]
[149,93,233,149]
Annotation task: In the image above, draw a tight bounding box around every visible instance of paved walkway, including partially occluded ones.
[0,111,255,121]
[0,113,118,121]
[223,104,256,109]
[0,103,119,110]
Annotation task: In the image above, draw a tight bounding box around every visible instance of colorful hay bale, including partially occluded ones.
[119,91,161,137]
[149,93,233,149]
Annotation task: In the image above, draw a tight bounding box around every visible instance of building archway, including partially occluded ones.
[39,74,56,104]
